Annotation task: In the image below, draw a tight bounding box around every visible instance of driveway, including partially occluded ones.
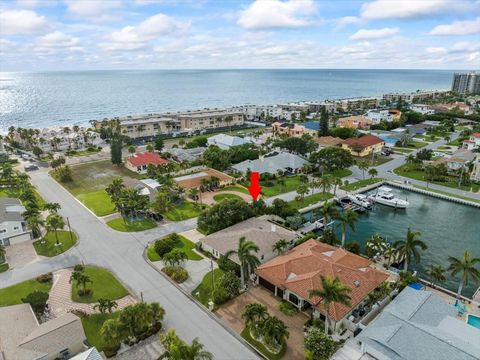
[5,242,38,269]
[216,285,308,360]
[0,169,258,360]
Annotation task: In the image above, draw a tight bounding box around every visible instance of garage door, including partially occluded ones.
[259,277,275,293]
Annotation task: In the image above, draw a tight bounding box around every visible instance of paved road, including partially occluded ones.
[0,169,258,360]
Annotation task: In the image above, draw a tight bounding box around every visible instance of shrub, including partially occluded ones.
[22,291,49,315]
[218,255,240,273]
[154,238,176,257]
[212,287,230,305]
[219,271,241,298]
[304,328,339,360]
[77,288,93,297]
[103,343,121,358]
[163,266,189,283]
[36,272,53,283]
[279,300,298,316]
[74,264,84,272]
[345,242,360,255]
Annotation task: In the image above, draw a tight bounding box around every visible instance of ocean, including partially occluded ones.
[0,69,455,132]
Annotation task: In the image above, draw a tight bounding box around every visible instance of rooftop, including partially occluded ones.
[256,239,389,321]
[126,152,169,167]
[232,152,307,174]
[173,168,232,189]
[207,134,252,148]
[0,197,25,223]
[313,136,344,147]
[344,135,384,149]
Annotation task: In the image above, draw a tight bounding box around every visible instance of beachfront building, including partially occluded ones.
[271,122,317,137]
[337,115,372,129]
[365,109,394,124]
[382,90,448,104]
[0,304,88,360]
[462,133,480,150]
[207,134,252,150]
[337,97,380,112]
[125,152,169,174]
[256,239,389,332]
[173,168,232,189]
[452,72,480,95]
[0,198,32,246]
[200,217,298,263]
[342,135,385,157]
[410,104,435,115]
[231,152,307,175]
[358,287,480,360]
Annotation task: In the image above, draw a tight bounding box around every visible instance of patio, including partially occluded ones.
[215,285,308,360]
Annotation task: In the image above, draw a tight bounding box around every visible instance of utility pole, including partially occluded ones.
[67,217,73,242]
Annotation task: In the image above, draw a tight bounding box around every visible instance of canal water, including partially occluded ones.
[305,187,480,297]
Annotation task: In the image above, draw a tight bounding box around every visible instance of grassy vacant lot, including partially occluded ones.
[241,327,287,360]
[341,178,383,191]
[72,266,129,303]
[67,148,101,157]
[0,278,52,306]
[163,201,202,221]
[289,192,334,210]
[107,218,157,232]
[393,147,414,154]
[324,168,352,178]
[77,190,115,217]
[213,193,242,202]
[221,185,250,194]
[147,234,202,262]
[57,160,143,216]
[394,164,480,192]
[33,231,77,257]
[81,312,119,351]
[191,268,225,307]
[261,175,302,197]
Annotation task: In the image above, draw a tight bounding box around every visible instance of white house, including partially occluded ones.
[0,198,32,246]
[462,133,480,150]
[365,109,393,124]
[410,104,435,115]
[207,134,253,149]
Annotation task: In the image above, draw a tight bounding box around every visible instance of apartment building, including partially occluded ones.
[452,72,480,95]
[365,109,394,123]
[177,110,244,131]
[383,90,448,103]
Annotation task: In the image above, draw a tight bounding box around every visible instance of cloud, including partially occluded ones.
[36,31,79,48]
[360,0,467,20]
[65,0,123,22]
[350,27,399,40]
[429,17,480,36]
[100,13,189,51]
[238,0,317,29]
[425,47,448,55]
[334,16,363,29]
[0,9,49,34]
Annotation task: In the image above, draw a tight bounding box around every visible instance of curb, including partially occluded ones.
[142,246,266,360]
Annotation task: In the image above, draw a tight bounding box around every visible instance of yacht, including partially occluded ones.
[346,194,373,209]
[368,186,409,209]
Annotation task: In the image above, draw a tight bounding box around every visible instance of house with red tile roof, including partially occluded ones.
[125,152,169,174]
[342,135,385,157]
[255,239,389,332]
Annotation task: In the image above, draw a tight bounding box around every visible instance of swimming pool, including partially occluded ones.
[466,314,480,330]
[379,136,398,146]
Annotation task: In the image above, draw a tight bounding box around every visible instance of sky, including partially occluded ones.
[0,0,479,71]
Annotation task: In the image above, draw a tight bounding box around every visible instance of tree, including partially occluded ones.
[308,276,351,335]
[69,271,92,294]
[160,329,213,360]
[426,264,446,286]
[297,183,309,201]
[330,176,342,196]
[275,137,315,155]
[448,250,480,299]
[336,208,358,248]
[197,198,254,234]
[318,175,332,194]
[398,131,413,147]
[368,168,378,178]
[345,241,360,254]
[146,144,154,152]
[309,147,354,173]
[155,138,164,152]
[94,298,119,314]
[358,160,369,180]
[317,201,338,226]
[242,303,268,338]
[45,213,65,246]
[272,239,289,255]
[394,228,427,271]
[163,248,188,267]
[225,236,260,289]
[44,202,61,214]
[304,327,339,360]
[110,135,123,165]
[319,107,329,136]
[219,271,241,298]
[22,290,49,315]
[128,145,136,155]
[101,318,122,349]
[261,315,289,350]
[105,178,126,204]
[202,145,230,171]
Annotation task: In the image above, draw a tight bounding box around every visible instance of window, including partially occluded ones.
[13,227,19,230]
[261,255,264,260]
[289,292,299,306]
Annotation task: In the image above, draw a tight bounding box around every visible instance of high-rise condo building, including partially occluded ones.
[451,72,480,94]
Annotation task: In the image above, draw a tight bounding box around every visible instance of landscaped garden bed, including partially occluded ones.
[33,230,77,257]
[147,234,202,262]
[241,327,287,360]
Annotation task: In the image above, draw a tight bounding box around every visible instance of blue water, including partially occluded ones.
[379,136,398,145]
[304,187,480,297]
[467,315,480,329]
[0,69,454,131]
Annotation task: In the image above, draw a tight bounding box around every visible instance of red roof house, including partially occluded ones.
[342,135,385,156]
[125,152,169,173]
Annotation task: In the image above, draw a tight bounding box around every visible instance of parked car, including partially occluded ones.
[24,164,39,172]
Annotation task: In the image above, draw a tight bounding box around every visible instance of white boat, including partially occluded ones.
[368,186,409,209]
[346,194,373,209]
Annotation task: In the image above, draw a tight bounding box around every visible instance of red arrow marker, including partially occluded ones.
[248,172,262,201]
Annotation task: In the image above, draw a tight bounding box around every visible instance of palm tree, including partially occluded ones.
[69,271,92,294]
[368,168,378,178]
[426,264,446,287]
[160,329,213,360]
[163,249,188,267]
[318,175,332,194]
[26,214,44,239]
[188,188,200,203]
[260,315,289,350]
[393,228,427,271]
[94,298,119,314]
[331,176,342,197]
[45,213,65,246]
[336,208,358,248]
[308,275,352,335]
[297,183,309,201]
[317,201,338,226]
[183,338,214,360]
[44,202,61,214]
[358,160,369,180]
[242,303,268,338]
[272,239,289,255]
[448,250,480,299]
[100,318,122,348]
[225,237,260,289]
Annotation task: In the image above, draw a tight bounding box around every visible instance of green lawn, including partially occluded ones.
[77,190,116,216]
[213,193,243,202]
[33,231,77,257]
[394,164,480,192]
[393,147,414,154]
[289,192,334,210]
[447,138,464,146]
[261,175,302,197]
[353,156,392,167]
[106,218,157,232]
[341,178,383,191]
[67,148,101,157]
[191,268,225,307]
[241,327,287,360]
[0,278,52,306]
[396,140,428,149]
[81,312,119,351]
[324,168,353,178]
[221,186,250,194]
[147,235,202,261]
[0,186,45,207]
[163,201,202,221]
[72,266,129,303]
[0,263,9,273]
[412,184,480,204]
